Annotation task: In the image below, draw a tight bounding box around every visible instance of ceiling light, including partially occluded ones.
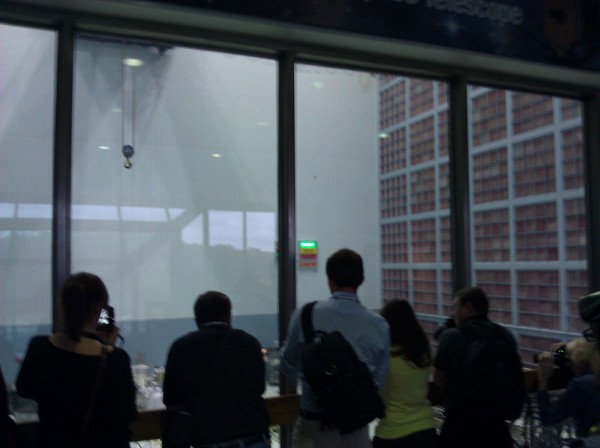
[378,132,390,139]
[312,81,324,89]
[123,58,144,67]
[211,153,222,158]
[98,146,111,151]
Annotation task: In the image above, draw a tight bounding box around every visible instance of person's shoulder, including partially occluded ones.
[108,346,132,363]
[572,372,599,388]
[489,321,518,342]
[27,334,51,351]
[167,330,201,353]
[437,327,465,348]
[231,328,262,347]
[30,334,49,344]
[363,308,389,331]
[367,308,388,323]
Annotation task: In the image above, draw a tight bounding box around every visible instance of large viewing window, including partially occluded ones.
[70,36,279,380]
[378,76,452,337]
[295,64,381,309]
[0,19,595,410]
[469,87,586,363]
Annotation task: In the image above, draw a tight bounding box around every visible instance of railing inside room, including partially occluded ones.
[12,367,570,446]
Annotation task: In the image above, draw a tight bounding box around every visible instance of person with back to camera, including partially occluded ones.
[162,290,270,448]
[433,286,525,448]
[15,272,137,448]
[536,337,600,438]
[373,299,438,448]
[1,363,15,447]
[280,248,390,448]
[565,291,600,448]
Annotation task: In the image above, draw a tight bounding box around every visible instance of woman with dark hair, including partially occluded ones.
[16,273,137,448]
[373,299,437,448]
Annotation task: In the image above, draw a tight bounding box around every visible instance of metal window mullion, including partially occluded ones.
[277,52,297,395]
[405,79,414,303]
[553,97,568,332]
[52,22,75,331]
[448,76,471,291]
[433,81,443,315]
[505,91,519,327]
[584,94,600,292]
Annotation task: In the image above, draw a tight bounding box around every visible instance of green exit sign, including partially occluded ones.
[299,241,317,249]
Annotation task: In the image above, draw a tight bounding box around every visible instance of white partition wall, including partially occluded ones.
[296,65,381,309]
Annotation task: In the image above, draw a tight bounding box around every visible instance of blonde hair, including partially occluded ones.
[566,337,596,371]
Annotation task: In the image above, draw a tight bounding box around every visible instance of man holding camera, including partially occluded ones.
[536,337,600,438]
[433,287,524,448]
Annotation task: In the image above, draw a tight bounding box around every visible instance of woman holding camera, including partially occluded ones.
[16,272,137,448]
[537,337,600,438]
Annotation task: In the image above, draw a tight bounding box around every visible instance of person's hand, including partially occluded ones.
[97,325,120,347]
[537,352,555,389]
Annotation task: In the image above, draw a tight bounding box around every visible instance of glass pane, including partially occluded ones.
[297,68,451,342]
[0,24,56,384]
[469,87,587,365]
[377,75,452,338]
[71,37,278,396]
[296,65,381,310]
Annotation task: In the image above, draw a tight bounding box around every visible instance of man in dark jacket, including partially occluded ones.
[163,291,270,448]
[434,287,521,448]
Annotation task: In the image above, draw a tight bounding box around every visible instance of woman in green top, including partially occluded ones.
[374,299,438,448]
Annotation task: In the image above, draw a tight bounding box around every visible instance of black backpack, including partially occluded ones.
[300,301,386,433]
[457,322,526,421]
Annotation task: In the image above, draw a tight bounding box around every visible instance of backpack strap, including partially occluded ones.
[301,301,318,343]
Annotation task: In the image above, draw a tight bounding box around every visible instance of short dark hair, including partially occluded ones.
[455,286,489,316]
[194,291,232,325]
[326,248,364,289]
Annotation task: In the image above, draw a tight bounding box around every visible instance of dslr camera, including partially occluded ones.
[533,345,569,369]
[534,344,574,382]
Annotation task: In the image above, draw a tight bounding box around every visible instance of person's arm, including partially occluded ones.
[536,352,554,391]
[249,335,267,396]
[432,328,461,397]
[108,349,138,424]
[372,324,391,390]
[433,328,457,387]
[537,374,583,426]
[15,337,42,400]
[279,307,303,375]
[162,341,185,409]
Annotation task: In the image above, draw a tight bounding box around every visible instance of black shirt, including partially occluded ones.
[16,336,137,448]
[163,324,270,444]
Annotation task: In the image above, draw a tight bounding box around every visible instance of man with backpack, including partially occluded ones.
[434,286,525,448]
[280,248,390,448]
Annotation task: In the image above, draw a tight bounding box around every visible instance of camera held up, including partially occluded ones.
[534,344,574,383]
